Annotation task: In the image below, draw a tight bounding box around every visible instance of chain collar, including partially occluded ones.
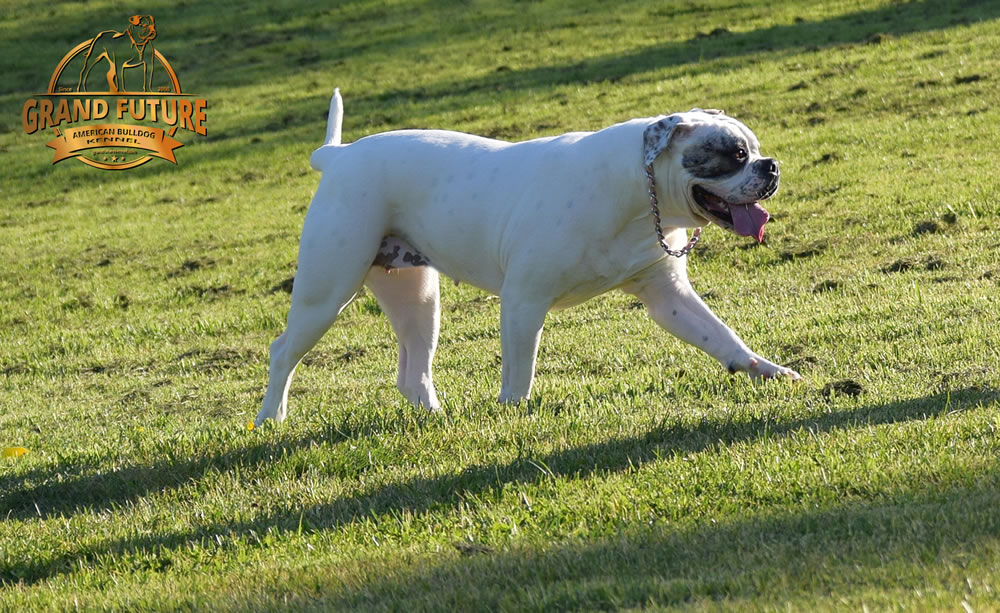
[644,164,701,258]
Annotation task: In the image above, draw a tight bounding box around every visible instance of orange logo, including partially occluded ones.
[21,15,207,170]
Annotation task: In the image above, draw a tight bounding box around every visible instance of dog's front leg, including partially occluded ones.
[497,293,550,403]
[629,266,801,381]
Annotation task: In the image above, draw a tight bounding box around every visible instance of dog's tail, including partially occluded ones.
[325,88,343,146]
[310,88,344,171]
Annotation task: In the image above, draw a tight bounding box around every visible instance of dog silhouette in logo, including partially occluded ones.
[77,15,157,93]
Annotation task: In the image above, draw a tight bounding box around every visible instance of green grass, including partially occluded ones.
[2,0,1000,610]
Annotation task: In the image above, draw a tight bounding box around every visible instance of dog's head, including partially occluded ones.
[128,15,157,43]
[643,110,779,242]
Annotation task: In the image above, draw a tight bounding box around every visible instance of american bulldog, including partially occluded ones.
[256,90,800,425]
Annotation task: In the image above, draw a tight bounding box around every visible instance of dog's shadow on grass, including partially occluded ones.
[325,475,1000,610]
[2,386,997,587]
[0,409,383,521]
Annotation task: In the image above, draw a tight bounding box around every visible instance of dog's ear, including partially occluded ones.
[643,115,691,166]
[129,15,143,25]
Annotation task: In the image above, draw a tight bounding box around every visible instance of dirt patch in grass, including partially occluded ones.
[865,33,891,45]
[881,256,945,274]
[175,348,258,372]
[812,152,842,165]
[168,257,216,278]
[452,541,494,556]
[822,379,864,397]
[2,363,30,376]
[780,344,819,372]
[929,275,960,284]
[61,295,94,310]
[301,345,385,368]
[937,367,992,391]
[882,258,915,273]
[270,276,295,294]
[337,347,368,363]
[924,256,946,271]
[779,241,827,262]
[180,284,241,299]
[954,74,985,85]
[812,279,840,293]
[787,355,819,372]
[119,388,152,408]
[449,293,499,313]
[692,27,730,40]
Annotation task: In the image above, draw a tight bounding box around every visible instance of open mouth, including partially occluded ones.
[692,184,776,243]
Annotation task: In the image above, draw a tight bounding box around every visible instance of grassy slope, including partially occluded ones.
[1,0,999,610]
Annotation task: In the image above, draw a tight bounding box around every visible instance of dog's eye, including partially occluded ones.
[734,148,748,162]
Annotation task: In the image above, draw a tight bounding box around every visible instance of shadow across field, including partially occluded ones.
[5,0,998,156]
[6,0,997,96]
[2,386,997,587]
[360,0,1000,108]
[327,479,1000,610]
[4,0,997,194]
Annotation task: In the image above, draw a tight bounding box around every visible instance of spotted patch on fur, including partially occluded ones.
[682,132,747,179]
[373,236,431,270]
[643,117,678,166]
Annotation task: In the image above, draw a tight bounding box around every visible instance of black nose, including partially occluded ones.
[759,158,779,176]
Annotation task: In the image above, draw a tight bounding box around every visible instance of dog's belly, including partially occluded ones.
[368,230,653,311]
[370,233,505,294]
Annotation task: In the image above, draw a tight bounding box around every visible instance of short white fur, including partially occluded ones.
[256,90,800,425]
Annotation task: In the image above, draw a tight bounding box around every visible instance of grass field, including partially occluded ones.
[2,0,1000,610]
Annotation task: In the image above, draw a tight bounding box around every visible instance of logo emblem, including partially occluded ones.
[21,15,207,171]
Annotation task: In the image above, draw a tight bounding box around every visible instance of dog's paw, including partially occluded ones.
[254,406,286,427]
[745,356,802,382]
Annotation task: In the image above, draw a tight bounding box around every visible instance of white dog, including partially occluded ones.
[256,89,800,425]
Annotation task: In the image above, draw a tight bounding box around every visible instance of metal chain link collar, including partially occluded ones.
[644,164,701,258]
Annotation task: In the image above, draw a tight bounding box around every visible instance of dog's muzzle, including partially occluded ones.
[691,159,779,243]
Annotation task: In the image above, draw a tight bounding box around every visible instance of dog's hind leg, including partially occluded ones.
[364,266,441,410]
[256,195,383,425]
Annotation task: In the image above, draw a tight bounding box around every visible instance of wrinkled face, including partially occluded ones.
[649,111,780,242]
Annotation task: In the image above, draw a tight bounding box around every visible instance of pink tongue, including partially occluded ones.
[730,203,770,242]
